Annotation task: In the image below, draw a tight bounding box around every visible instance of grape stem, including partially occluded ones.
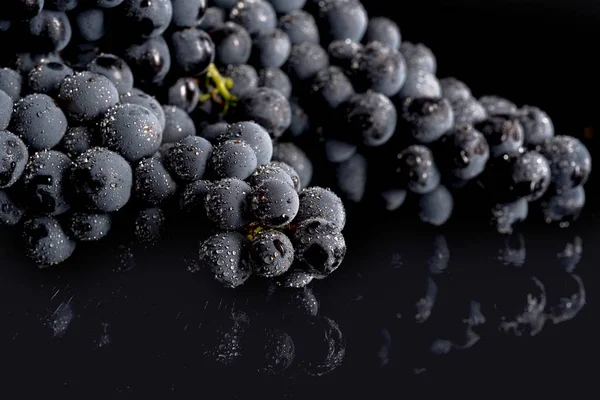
[200,63,237,115]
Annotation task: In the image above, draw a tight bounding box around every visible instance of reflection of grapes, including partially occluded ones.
[204,310,250,367]
[544,274,586,324]
[199,284,345,377]
[295,316,346,377]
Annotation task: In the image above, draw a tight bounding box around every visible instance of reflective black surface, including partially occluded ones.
[1,1,599,398]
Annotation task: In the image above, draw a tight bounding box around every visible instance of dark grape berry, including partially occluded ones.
[169,28,215,76]
[22,150,72,216]
[324,139,356,164]
[517,106,555,147]
[439,77,471,102]
[293,217,346,278]
[179,179,212,214]
[209,22,252,66]
[286,97,310,134]
[474,115,524,158]
[334,152,367,203]
[399,97,454,144]
[22,216,76,266]
[479,95,518,116]
[509,150,551,201]
[539,135,592,194]
[26,62,73,97]
[218,120,273,166]
[11,52,64,75]
[171,0,208,28]
[268,0,306,14]
[309,65,355,111]
[396,69,441,100]
[250,178,300,227]
[251,29,292,69]
[249,230,294,278]
[199,231,252,288]
[0,68,22,102]
[268,161,299,191]
[133,157,177,206]
[117,0,173,39]
[335,91,397,147]
[350,41,406,97]
[451,97,488,127]
[272,142,312,189]
[229,0,277,38]
[234,87,291,138]
[199,7,225,31]
[327,39,362,70]
[0,189,24,226]
[247,162,295,189]
[378,188,407,211]
[58,126,93,159]
[57,71,120,123]
[120,88,166,130]
[71,147,133,213]
[163,135,213,182]
[275,268,314,288]
[220,64,258,97]
[99,103,163,163]
[0,90,13,131]
[87,54,134,95]
[417,185,454,226]
[9,93,68,150]
[121,36,172,86]
[162,105,196,143]
[132,207,165,245]
[277,9,320,45]
[395,145,441,194]
[258,67,292,99]
[200,122,230,143]
[363,16,401,49]
[315,0,368,43]
[208,139,258,180]
[0,130,29,189]
[165,77,200,113]
[296,186,346,230]
[437,125,489,180]
[285,42,329,83]
[71,7,106,42]
[399,41,437,74]
[66,212,112,242]
[21,10,72,52]
[204,178,252,230]
[156,142,176,160]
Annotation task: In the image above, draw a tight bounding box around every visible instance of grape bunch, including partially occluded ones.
[0,0,349,289]
[254,2,591,233]
[0,0,592,287]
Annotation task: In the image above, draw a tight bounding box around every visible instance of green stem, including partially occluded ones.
[206,63,237,103]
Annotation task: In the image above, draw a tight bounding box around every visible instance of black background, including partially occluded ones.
[1,0,599,398]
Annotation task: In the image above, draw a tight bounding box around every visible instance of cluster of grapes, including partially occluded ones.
[181,0,590,234]
[0,0,593,288]
[0,0,348,290]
